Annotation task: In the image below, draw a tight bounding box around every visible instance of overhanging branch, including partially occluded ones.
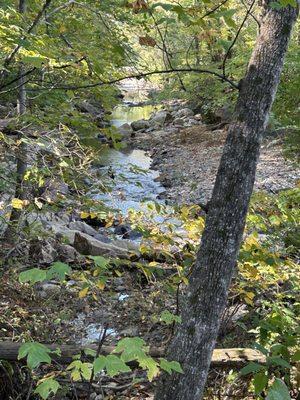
[24,67,239,92]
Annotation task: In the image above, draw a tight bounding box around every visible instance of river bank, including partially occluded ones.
[127,101,300,204]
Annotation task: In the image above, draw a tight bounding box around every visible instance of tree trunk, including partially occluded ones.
[155,3,299,400]
[4,0,28,242]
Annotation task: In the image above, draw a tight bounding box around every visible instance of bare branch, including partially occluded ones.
[22,68,239,92]
[0,68,36,90]
[201,0,231,19]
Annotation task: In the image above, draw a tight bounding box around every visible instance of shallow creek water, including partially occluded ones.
[76,99,165,344]
[94,102,165,214]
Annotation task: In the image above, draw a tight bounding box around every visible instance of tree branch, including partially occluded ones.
[0,0,52,79]
[222,0,256,78]
[201,0,231,19]
[24,68,239,92]
[0,68,36,90]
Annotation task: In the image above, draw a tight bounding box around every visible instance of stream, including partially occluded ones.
[75,92,166,344]
[93,100,165,214]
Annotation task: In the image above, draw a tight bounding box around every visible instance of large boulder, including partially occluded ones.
[150,111,173,127]
[131,119,150,131]
[73,231,135,258]
[76,100,104,118]
[118,123,134,136]
[173,117,185,126]
[76,100,107,127]
[68,221,99,237]
[50,223,79,244]
[56,243,83,263]
[175,108,194,118]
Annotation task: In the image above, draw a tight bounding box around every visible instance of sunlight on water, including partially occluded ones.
[111,103,159,127]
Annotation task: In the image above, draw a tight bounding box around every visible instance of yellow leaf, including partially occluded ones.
[244,235,259,248]
[79,287,89,298]
[244,291,255,306]
[182,277,189,285]
[97,281,105,290]
[105,220,113,228]
[242,263,259,279]
[80,212,90,219]
[149,261,159,267]
[11,198,25,209]
[244,297,254,306]
[59,25,66,33]
[89,212,97,219]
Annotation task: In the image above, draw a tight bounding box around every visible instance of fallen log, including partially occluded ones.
[0,341,266,368]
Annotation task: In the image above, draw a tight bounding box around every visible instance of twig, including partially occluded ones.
[25,379,34,400]
[201,0,231,19]
[241,0,261,30]
[222,0,256,78]
[87,325,108,399]
[0,68,36,90]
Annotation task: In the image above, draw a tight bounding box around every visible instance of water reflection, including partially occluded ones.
[111,103,159,127]
[83,100,165,214]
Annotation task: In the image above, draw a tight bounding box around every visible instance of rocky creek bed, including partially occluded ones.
[125,99,300,204]
[1,94,299,399]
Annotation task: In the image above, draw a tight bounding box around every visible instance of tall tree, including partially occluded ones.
[155,1,299,399]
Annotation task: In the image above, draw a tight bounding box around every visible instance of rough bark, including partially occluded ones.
[155,3,299,400]
[0,342,266,367]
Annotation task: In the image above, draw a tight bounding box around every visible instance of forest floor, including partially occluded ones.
[1,100,299,400]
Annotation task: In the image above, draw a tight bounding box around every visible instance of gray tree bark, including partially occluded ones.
[155,2,299,400]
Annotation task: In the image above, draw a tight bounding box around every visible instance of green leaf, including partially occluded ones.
[240,362,265,376]
[84,348,96,357]
[268,356,291,369]
[47,262,71,281]
[18,342,52,369]
[22,55,47,68]
[114,337,147,362]
[34,378,60,400]
[270,1,284,9]
[160,310,181,325]
[291,349,300,362]
[67,360,93,381]
[151,3,174,11]
[253,342,269,356]
[270,0,297,8]
[253,371,268,395]
[105,355,131,377]
[266,378,291,400]
[89,256,110,270]
[159,359,183,375]
[93,355,107,374]
[19,268,47,284]
[280,0,297,6]
[138,356,160,381]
